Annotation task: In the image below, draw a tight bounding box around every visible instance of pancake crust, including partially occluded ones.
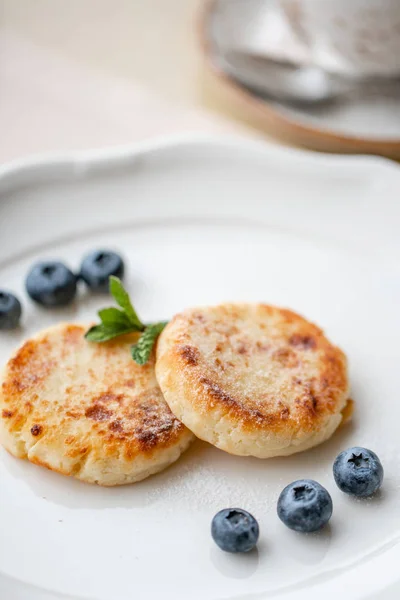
[0,324,194,485]
[156,304,350,458]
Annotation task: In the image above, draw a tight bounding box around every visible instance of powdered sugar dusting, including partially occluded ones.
[144,443,280,514]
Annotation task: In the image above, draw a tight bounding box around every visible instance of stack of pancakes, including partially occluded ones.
[0,304,351,485]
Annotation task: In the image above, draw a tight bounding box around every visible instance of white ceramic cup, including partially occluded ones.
[279,0,400,77]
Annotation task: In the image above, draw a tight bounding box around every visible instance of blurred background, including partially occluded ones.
[1,0,203,106]
[1,0,400,161]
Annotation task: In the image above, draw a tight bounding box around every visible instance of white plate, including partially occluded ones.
[0,136,400,600]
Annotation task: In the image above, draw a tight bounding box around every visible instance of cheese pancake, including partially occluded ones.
[156,304,350,458]
[0,324,194,485]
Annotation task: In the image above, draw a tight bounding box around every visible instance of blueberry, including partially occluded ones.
[211,508,259,553]
[277,479,333,533]
[0,291,22,329]
[26,261,77,306]
[333,447,383,497]
[79,250,124,292]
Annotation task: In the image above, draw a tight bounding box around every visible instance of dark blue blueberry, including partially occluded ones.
[26,261,77,307]
[79,250,124,292]
[211,508,259,553]
[333,447,383,497]
[0,291,22,329]
[277,479,332,533]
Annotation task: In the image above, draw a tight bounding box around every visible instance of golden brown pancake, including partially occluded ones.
[0,323,194,485]
[156,304,350,458]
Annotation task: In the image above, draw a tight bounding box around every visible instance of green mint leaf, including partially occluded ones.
[109,276,144,330]
[85,323,136,343]
[131,321,168,365]
[84,277,146,344]
[98,307,133,329]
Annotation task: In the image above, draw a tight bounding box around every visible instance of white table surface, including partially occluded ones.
[0,0,261,163]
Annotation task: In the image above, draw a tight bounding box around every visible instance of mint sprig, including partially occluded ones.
[84,323,135,342]
[98,307,132,328]
[109,276,143,330]
[85,276,167,364]
[131,321,168,365]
